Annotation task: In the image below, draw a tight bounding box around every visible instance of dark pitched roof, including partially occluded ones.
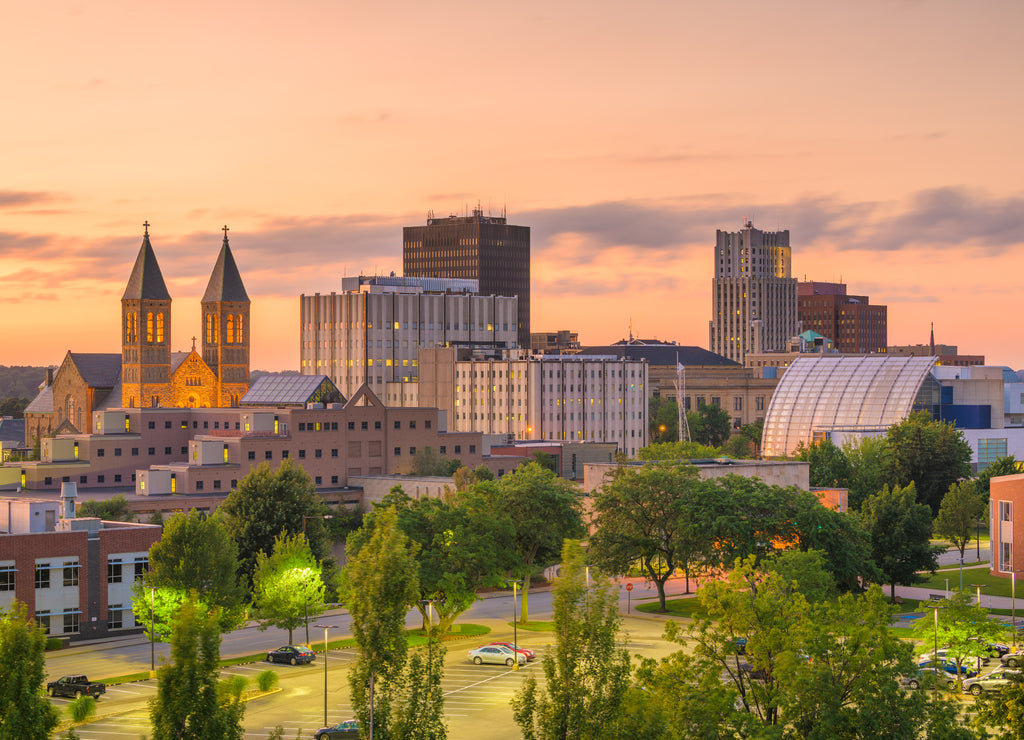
[68,353,122,387]
[122,232,171,301]
[25,385,53,414]
[203,236,249,303]
[576,344,739,367]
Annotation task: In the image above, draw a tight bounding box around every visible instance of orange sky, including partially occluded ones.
[2,1,1023,372]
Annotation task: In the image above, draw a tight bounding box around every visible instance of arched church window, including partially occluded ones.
[206,314,213,344]
[125,314,132,342]
[237,315,244,342]
[226,315,234,344]
[156,313,164,343]
[146,313,154,343]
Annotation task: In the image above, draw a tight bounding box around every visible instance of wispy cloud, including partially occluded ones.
[0,190,62,209]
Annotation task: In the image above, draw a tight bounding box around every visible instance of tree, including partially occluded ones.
[648,396,678,442]
[133,511,247,635]
[738,419,763,457]
[389,646,448,740]
[589,463,712,607]
[978,455,1020,495]
[859,483,941,601]
[934,480,985,560]
[78,494,134,521]
[0,601,59,739]
[252,533,326,644]
[342,507,420,739]
[512,541,631,740]
[0,396,29,419]
[636,440,720,461]
[381,486,512,635]
[409,447,462,477]
[689,403,731,447]
[843,436,888,511]
[913,591,1009,690]
[478,462,584,623]
[220,461,333,588]
[794,439,852,488]
[149,598,245,740]
[974,670,1024,739]
[530,451,558,473]
[790,489,880,592]
[884,411,973,513]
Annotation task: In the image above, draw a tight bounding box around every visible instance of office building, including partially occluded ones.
[709,221,798,364]
[299,276,518,398]
[798,281,887,354]
[404,208,530,347]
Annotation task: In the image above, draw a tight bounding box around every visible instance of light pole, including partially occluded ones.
[506,579,520,671]
[314,623,337,727]
[302,513,333,535]
[925,604,947,666]
[149,585,156,675]
[419,597,445,677]
[960,556,964,592]
[1014,571,1020,650]
[970,583,988,608]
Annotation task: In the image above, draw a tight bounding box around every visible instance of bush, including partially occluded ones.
[257,670,279,692]
[68,695,97,723]
[45,637,64,651]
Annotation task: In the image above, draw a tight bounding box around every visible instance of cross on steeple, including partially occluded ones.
[143,221,150,236]
[222,224,229,240]
[192,336,197,351]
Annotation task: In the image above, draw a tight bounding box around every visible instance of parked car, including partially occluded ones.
[901,667,956,690]
[917,659,978,679]
[919,647,989,668]
[266,645,316,665]
[736,661,770,682]
[468,644,527,666]
[962,668,1021,696]
[730,637,748,655]
[487,641,535,661]
[47,675,106,699]
[1002,650,1024,668]
[981,642,1011,659]
[314,719,360,738]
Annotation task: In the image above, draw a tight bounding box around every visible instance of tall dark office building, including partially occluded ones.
[404,208,530,347]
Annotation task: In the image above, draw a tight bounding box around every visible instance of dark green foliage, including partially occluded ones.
[512,541,631,740]
[648,395,679,442]
[67,694,97,723]
[978,455,1020,495]
[843,436,888,511]
[934,480,985,559]
[220,461,333,588]
[636,440,721,461]
[390,646,448,740]
[689,403,731,447]
[0,601,59,739]
[883,411,973,513]
[409,447,462,477]
[149,599,245,740]
[790,490,880,592]
[794,438,852,488]
[859,482,941,600]
[78,494,134,522]
[530,450,558,473]
[974,668,1024,739]
[0,397,29,418]
[0,365,48,401]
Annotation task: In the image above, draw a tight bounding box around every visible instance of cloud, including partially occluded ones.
[0,190,62,209]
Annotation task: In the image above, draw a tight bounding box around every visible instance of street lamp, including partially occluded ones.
[506,579,520,671]
[925,604,947,668]
[419,598,445,677]
[970,583,988,608]
[314,624,338,727]
[302,513,334,535]
[149,585,156,675]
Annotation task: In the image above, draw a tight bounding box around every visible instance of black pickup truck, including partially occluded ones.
[46,675,106,699]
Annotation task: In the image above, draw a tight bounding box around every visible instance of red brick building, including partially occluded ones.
[798,281,887,354]
[990,473,1024,578]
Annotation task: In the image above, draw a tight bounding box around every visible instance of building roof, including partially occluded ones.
[202,235,250,303]
[122,232,171,301]
[241,374,343,407]
[577,343,738,367]
[0,418,25,444]
[25,385,53,414]
[762,355,936,457]
[68,353,122,387]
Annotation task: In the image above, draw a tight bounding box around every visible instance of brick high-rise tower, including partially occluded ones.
[403,207,530,347]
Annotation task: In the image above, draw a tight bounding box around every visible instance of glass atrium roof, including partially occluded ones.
[762,355,936,457]
[241,374,343,407]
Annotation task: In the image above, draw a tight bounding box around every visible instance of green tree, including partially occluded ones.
[589,463,711,607]
[389,646,448,740]
[512,541,631,740]
[0,396,29,419]
[913,591,1009,690]
[479,462,584,623]
[252,533,326,644]
[149,599,245,740]
[0,601,59,739]
[133,511,247,636]
[978,455,1020,495]
[843,436,888,511]
[934,480,985,560]
[342,507,420,739]
[689,403,731,447]
[220,460,333,588]
[794,438,852,488]
[382,486,512,635]
[884,411,973,513]
[78,494,134,521]
[738,419,764,457]
[859,482,941,601]
[530,451,558,473]
[636,440,720,461]
[790,489,880,592]
[648,396,679,442]
[975,670,1024,739]
[409,447,462,477]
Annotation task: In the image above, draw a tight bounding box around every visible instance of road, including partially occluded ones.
[53,581,678,739]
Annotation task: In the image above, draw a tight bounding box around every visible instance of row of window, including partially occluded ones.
[31,558,148,589]
[43,473,132,486]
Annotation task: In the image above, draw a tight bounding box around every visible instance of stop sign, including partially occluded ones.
[625,583,633,592]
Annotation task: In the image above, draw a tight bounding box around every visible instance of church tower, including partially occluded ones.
[201,226,251,406]
[121,223,173,407]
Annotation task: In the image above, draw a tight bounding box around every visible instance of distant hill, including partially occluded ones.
[0,365,49,401]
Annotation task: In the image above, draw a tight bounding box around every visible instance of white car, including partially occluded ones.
[468,644,527,667]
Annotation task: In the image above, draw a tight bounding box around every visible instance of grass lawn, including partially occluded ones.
[917,570,1015,599]
[636,599,710,619]
[512,620,556,632]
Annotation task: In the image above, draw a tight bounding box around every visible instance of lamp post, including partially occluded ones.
[149,585,156,675]
[1014,571,1020,650]
[314,624,337,727]
[925,604,947,667]
[960,556,964,592]
[302,513,334,535]
[506,579,520,671]
[970,583,988,608]
[419,597,445,678]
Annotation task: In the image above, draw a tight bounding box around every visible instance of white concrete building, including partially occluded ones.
[299,276,518,397]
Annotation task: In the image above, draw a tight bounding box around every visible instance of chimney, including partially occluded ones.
[60,481,77,520]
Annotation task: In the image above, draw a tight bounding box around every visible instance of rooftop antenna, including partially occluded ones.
[628,317,633,343]
[675,353,691,443]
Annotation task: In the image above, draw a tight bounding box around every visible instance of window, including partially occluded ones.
[394,447,401,456]
[164,420,172,429]
[0,564,15,591]
[36,611,51,634]
[469,445,476,454]
[440,446,446,455]
[164,446,172,455]
[299,422,307,431]
[63,561,79,587]
[35,564,50,589]
[213,480,221,489]
[114,448,122,457]
[756,396,765,412]
[315,476,322,485]
[733,397,743,411]
[114,474,122,483]
[80,475,87,484]
[108,605,124,630]
[1001,501,1013,522]
[134,558,148,580]
[248,451,256,460]
[315,449,322,458]
[107,561,123,584]
[298,450,306,459]
[181,446,188,454]
[97,448,105,457]
[358,421,367,430]
[131,448,139,456]
[409,420,416,429]
[148,447,156,455]
[454,445,462,454]
[195,480,204,490]
[409,447,416,455]
[425,420,432,429]
[374,421,381,430]
[265,450,273,460]
[979,438,1009,467]
[1003,542,1013,571]
[331,475,339,484]
[282,450,290,459]
[394,420,401,430]
[348,421,355,430]
[63,613,80,634]
[148,421,156,430]
[331,449,338,457]
[44,476,52,485]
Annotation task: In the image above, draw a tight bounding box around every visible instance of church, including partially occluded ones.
[24,225,251,445]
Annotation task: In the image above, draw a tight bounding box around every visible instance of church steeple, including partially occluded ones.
[121,223,172,408]
[201,226,251,406]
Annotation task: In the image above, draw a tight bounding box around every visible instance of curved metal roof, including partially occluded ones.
[762,355,936,457]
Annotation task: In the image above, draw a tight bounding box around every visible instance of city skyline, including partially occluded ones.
[3,1,1023,371]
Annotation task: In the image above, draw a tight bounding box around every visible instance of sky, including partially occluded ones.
[2,0,1023,372]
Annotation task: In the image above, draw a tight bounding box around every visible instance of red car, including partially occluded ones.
[488,641,534,661]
